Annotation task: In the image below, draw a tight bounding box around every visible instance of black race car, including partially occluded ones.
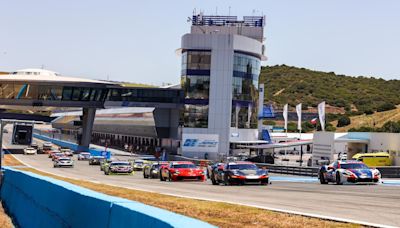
[210,161,269,185]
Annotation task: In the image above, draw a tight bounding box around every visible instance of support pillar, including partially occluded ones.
[80,107,96,151]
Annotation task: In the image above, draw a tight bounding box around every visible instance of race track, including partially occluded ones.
[3,132,400,227]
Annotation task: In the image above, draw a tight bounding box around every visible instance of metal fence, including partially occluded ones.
[376,166,400,178]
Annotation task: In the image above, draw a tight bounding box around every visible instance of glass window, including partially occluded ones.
[181,50,211,74]
[0,83,15,99]
[183,104,208,128]
[38,86,62,100]
[71,88,81,101]
[80,88,91,101]
[181,75,210,99]
[62,87,73,100]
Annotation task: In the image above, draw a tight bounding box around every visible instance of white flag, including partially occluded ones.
[296,103,302,131]
[318,101,326,131]
[283,104,288,130]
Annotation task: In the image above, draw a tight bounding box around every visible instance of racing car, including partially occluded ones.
[53,157,74,168]
[159,161,206,181]
[100,159,112,171]
[89,156,106,165]
[104,161,134,175]
[210,161,269,185]
[23,147,37,155]
[206,162,224,179]
[319,160,381,185]
[143,162,168,178]
[77,152,91,160]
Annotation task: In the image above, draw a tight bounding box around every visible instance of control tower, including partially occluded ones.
[179,13,267,160]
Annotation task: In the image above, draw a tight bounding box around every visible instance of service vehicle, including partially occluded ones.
[159,161,206,181]
[89,156,106,165]
[319,160,381,185]
[104,161,133,175]
[77,152,91,160]
[143,162,168,178]
[352,152,391,167]
[53,157,74,168]
[210,161,269,185]
[23,147,37,155]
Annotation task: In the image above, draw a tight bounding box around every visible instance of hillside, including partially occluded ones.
[260,65,400,114]
[333,106,400,132]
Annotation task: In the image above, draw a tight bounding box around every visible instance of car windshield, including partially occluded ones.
[111,162,130,166]
[228,164,257,170]
[135,161,143,164]
[341,163,369,169]
[172,164,196,168]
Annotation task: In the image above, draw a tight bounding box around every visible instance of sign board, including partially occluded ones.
[312,132,335,166]
[182,134,219,153]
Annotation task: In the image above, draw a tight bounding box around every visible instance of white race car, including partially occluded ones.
[24,147,37,155]
[319,160,381,185]
[54,157,74,168]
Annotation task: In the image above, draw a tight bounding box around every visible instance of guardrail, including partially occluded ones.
[0,167,215,228]
[375,166,400,178]
[255,163,319,177]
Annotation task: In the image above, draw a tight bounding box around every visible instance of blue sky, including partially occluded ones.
[1,0,400,85]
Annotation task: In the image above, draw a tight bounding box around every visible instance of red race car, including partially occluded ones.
[160,161,206,181]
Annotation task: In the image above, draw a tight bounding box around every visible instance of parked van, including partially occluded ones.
[352,152,392,167]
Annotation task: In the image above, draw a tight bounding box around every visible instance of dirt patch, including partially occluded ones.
[3,154,24,166]
[17,167,361,228]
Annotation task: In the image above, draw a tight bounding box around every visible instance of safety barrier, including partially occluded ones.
[33,133,111,159]
[256,163,319,177]
[375,166,400,178]
[0,167,215,228]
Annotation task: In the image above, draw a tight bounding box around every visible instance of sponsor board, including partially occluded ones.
[182,134,219,153]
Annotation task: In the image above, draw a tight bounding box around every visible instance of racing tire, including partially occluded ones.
[224,175,231,186]
[160,171,166,181]
[168,173,172,182]
[143,172,148,178]
[336,172,342,185]
[211,174,218,185]
[319,172,328,184]
[105,171,110,175]
[261,178,269,186]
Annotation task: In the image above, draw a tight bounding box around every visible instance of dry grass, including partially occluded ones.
[333,106,400,132]
[0,202,13,228]
[17,167,361,228]
[3,154,24,166]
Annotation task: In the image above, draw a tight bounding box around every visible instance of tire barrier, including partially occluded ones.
[0,167,215,228]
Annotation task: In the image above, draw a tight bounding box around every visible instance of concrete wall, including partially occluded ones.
[0,168,215,228]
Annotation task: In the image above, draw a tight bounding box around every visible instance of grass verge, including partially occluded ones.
[11,164,360,228]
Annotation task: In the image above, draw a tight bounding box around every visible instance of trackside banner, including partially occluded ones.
[182,134,219,153]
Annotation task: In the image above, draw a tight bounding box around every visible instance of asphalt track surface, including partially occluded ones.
[4,135,400,227]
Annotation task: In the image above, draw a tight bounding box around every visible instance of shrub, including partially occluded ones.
[337,116,351,127]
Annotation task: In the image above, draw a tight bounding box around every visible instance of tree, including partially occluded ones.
[379,121,400,133]
[337,116,351,127]
[377,103,396,112]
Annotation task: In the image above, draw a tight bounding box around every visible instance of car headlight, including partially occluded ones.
[174,170,180,174]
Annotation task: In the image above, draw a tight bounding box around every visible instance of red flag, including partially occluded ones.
[310,118,318,125]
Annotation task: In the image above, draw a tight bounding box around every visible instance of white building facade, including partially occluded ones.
[179,14,267,159]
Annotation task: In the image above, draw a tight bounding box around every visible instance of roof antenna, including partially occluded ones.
[228,6,231,16]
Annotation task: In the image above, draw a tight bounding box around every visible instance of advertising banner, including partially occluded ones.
[318,101,326,131]
[182,134,219,153]
[296,103,302,131]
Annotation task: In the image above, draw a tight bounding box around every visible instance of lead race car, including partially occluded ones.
[319,160,381,185]
[104,161,134,175]
[210,161,269,185]
[159,161,206,181]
